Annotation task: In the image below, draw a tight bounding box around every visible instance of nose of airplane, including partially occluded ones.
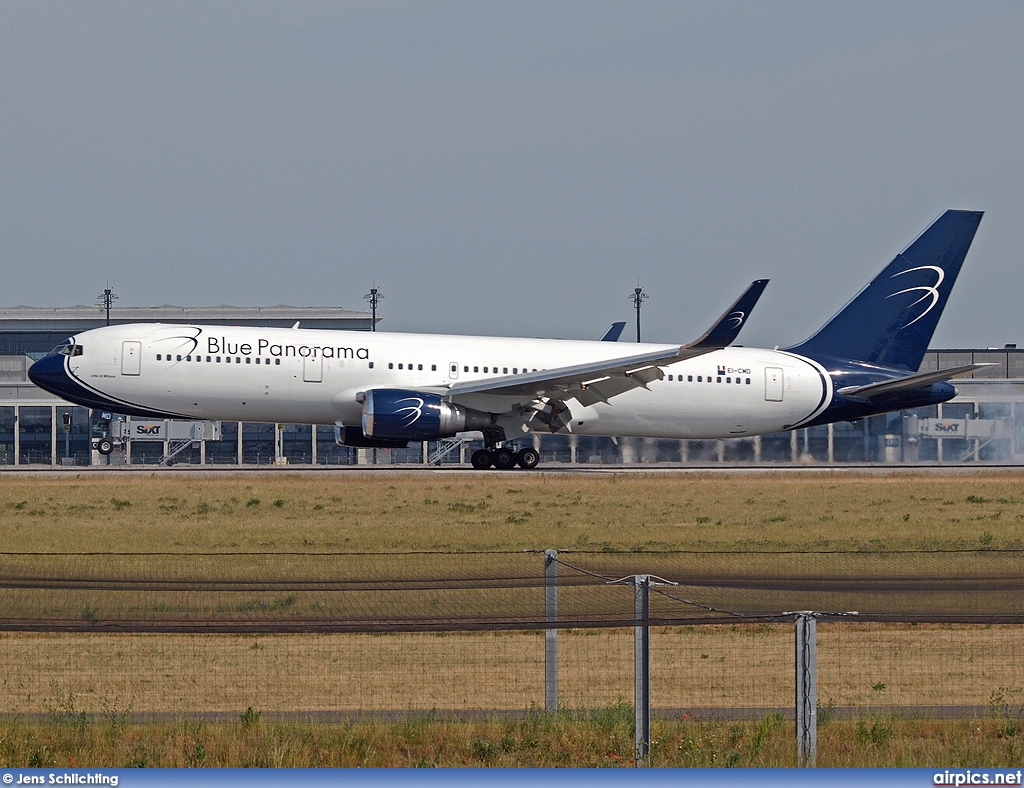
[28,353,72,398]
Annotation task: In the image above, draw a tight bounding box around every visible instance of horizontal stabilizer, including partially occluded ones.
[836,363,994,399]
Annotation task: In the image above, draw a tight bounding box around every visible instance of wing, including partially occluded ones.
[836,363,993,399]
[446,280,769,428]
[599,322,627,342]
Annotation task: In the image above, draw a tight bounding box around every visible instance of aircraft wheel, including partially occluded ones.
[470,449,492,469]
[492,448,518,470]
[96,438,114,456]
[516,447,540,470]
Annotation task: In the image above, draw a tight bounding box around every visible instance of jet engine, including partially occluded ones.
[360,389,493,442]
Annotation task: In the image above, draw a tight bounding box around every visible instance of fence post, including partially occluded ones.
[795,612,817,767]
[544,550,558,712]
[635,574,651,764]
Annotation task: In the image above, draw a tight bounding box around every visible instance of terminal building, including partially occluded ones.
[0,303,1021,466]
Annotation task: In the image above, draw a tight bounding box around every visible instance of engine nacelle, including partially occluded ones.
[361,388,492,442]
[335,425,410,449]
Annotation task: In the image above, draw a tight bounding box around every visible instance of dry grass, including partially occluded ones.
[3,713,1024,767]
[1,471,1024,553]
[2,471,1024,766]
[1,625,1020,715]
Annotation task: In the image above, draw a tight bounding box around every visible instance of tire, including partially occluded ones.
[516,447,540,470]
[96,438,114,456]
[470,449,492,469]
[492,448,517,470]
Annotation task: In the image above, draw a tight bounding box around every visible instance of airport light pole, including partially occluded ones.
[629,284,649,342]
[95,285,118,326]
[363,284,383,332]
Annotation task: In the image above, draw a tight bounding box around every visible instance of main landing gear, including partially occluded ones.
[471,446,540,470]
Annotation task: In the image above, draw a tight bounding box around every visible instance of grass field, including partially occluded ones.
[2,470,1024,767]
[4,713,1024,767]
[2,470,1024,552]
[1,624,1021,714]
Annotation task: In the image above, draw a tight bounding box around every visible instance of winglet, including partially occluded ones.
[687,279,769,349]
[599,322,627,342]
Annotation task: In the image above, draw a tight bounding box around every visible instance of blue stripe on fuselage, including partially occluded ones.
[28,353,191,419]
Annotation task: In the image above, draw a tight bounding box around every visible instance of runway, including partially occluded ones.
[2,462,1024,477]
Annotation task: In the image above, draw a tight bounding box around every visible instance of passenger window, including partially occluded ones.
[246,357,251,364]
[369,362,374,369]
[688,375,693,382]
[431,364,436,371]
[726,377,731,383]
[389,363,394,369]
[275,359,280,365]
[474,366,479,372]
[217,357,221,363]
[418,364,423,370]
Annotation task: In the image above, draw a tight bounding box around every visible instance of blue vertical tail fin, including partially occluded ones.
[785,210,983,371]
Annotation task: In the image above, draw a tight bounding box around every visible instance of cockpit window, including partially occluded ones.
[52,344,84,357]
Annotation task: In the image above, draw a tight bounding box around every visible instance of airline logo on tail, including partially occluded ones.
[888,265,945,328]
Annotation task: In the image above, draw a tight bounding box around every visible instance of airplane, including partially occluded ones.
[600,322,627,342]
[29,209,985,470]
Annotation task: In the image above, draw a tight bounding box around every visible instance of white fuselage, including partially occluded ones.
[58,324,832,439]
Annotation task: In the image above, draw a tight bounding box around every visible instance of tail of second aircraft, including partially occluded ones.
[786,209,983,371]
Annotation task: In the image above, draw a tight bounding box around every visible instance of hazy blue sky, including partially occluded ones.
[2,1,1022,349]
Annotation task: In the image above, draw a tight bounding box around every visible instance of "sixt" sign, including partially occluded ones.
[920,419,967,437]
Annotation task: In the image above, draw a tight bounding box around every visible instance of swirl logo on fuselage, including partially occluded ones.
[887,265,945,328]
[726,311,745,328]
[395,397,425,426]
[154,327,202,357]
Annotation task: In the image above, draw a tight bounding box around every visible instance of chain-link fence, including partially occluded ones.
[2,549,1022,762]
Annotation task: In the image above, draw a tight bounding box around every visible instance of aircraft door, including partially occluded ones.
[765,367,783,401]
[303,354,323,383]
[449,362,459,380]
[121,341,141,376]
